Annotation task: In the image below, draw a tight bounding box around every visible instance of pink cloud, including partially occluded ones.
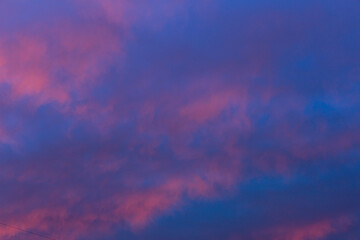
[271,217,353,240]
[0,10,121,106]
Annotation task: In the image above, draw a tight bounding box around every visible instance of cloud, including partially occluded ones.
[0,0,359,240]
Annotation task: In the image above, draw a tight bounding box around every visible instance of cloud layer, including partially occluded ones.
[0,0,359,239]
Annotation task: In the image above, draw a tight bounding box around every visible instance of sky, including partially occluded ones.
[0,0,359,239]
